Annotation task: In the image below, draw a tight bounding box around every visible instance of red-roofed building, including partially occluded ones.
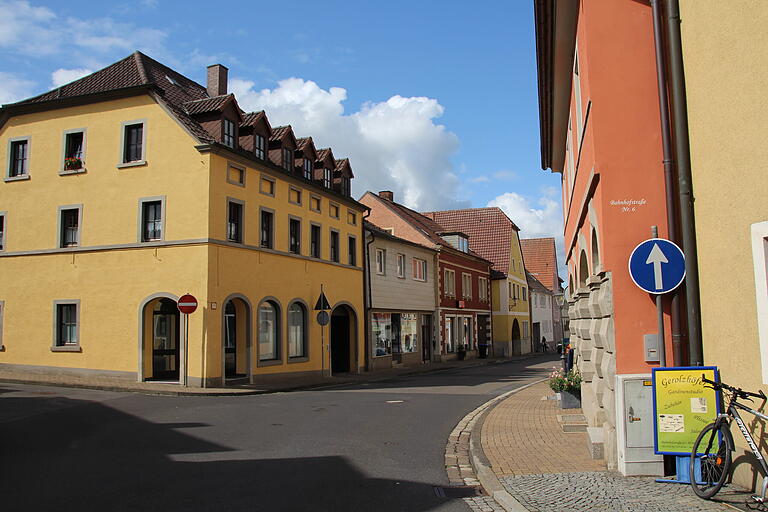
[422,208,533,356]
[360,191,493,361]
[520,237,564,345]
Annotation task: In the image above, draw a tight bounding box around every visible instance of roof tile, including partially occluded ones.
[520,237,560,292]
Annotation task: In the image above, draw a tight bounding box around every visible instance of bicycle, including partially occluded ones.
[690,374,767,508]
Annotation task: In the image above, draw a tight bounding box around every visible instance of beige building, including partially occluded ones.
[364,222,437,369]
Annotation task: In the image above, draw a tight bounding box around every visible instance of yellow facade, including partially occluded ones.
[0,93,365,386]
[491,233,531,355]
[681,0,768,490]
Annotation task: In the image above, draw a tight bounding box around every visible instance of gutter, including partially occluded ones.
[664,0,704,365]
[363,212,373,371]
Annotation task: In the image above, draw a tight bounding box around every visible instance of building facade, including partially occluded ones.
[0,52,367,388]
[520,237,564,346]
[422,208,531,356]
[527,273,554,352]
[364,222,437,369]
[360,192,492,361]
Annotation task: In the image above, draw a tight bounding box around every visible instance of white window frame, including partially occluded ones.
[255,134,266,160]
[376,248,386,275]
[57,204,83,248]
[462,273,472,299]
[445,269,456,297]
[118,119,147,168]
[479,277,488,301]
[223,119,236,149]
[396,253,405,279]
[413,258,427,282]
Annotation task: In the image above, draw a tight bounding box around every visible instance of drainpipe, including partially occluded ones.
[650,0,684,366]
[363,211,373,371]
[665,0,703,365]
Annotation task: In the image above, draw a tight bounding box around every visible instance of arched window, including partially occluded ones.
[258,300,280,361]
[591,228,600,273]
[224,301,236,350]
[579,250,589,288]
[288,302,307,358]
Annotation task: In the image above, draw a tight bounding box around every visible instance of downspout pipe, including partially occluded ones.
[650,0,684,366]
[665,0,704,365]
[363,212,373,371]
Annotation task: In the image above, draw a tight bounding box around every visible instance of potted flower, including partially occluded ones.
[549,367,582,409]
[456,344,467,361]
[64,157,84,171]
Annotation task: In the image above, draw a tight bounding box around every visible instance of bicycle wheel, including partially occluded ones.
[690,422,732,499]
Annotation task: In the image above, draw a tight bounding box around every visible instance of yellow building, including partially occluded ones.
[680,1,768,490]
[422,208,531,355]
[0,52,366,387]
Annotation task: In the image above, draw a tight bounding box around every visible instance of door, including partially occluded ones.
[421,314,432,362]
[477,315,489,346]
[152,312,179,380]
[391,314,402,363]
[224,301,237,377]
[532,322,541,352]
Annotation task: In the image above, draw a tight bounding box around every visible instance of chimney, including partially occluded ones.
[206,64,228,97]
[378,190,394,201]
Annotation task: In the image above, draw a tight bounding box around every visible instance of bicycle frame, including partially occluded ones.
[728,400,768,500]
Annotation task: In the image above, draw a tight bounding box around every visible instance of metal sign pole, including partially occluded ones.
[652,226,666,366]
[183,312,189,387]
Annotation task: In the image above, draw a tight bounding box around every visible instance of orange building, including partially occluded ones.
[534,0,693,475]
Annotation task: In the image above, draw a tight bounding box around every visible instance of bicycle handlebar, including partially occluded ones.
[702,374,766,400]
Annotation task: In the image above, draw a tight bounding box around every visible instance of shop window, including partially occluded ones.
[445,317,455,353]
[258,300,280,361]
[288,302,307,358]
[462,317,474,350]
[401,313,418,353]
[372,313,392,356]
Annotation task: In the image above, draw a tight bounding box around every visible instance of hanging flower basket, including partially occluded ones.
[64,157,84,171]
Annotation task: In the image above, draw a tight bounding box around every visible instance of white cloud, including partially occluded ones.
[51,68,93,88]
[487,191,567,281]
[493,170,518,181]
[0,72,35,104]
[231,77,468,211]
[469,175,490,183]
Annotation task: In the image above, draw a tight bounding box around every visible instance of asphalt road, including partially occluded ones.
[0,354,558,512]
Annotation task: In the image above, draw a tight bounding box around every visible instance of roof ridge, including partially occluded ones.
[184,93,231,104]
[133,51,149,84]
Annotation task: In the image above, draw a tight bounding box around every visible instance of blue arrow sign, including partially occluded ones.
[628,238,686,294]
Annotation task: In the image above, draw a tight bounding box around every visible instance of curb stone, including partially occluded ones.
[444,377,547,511]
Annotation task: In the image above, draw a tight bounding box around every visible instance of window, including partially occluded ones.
[508,282,513,298]
[289,217,301,254]
[310,223,321,258]
[445,316,455,353]
[522,287,527,301]
[289,187,302,205]
[54,301,79,348]
[0,214,4,251]
[63,130,85,171]
[260,176,275,196]
[523,321,529,339]
[255,134,265,160]
[479,277,488,301]
[0,301,4,349]
[376,248,386,275]
[348,236,357,266]
[329,203,339,219]
[372,313,392,356]
[462,317,473,350]
[310,195,321,212]
[223,119,236,148]
[8,138,29,178]
[140,200,163,242]
[401,313,418,353]
[260,209,274,249]
[412,258,427,281]
[59,207,81,248]
[227,164,245,186]
[444,269,456,297]
[397,253,405,278]
[341,177,351,196]
[303,159,312,179]
[347,210,357,225]
[227,200,243,243]
[330,230,339,262]
[457,236,469,253]
[462,273,472,299]
[258,300,280,361]
[282,148,294,171]
[288,302,307,358]
[323,168,332,188]
[122,122,144,163]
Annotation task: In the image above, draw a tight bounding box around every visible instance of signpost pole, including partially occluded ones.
[651,226,667,366]
[176,294,198,388]
[184,313,189,387]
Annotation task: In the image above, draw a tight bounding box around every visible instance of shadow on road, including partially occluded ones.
[1,395,464,512]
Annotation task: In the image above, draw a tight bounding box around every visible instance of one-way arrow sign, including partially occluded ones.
[628,238,685,294]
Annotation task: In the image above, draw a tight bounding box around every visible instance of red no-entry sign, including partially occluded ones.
[177,294,198,314]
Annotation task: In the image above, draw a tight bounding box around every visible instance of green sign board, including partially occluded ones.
[652,366,720,455]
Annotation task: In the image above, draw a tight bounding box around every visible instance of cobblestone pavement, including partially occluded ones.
[462,496,506,512]
[501,471,743,512]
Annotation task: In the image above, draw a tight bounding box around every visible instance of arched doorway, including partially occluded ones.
[511,319,521,356]
[330,304,357,374]
[222,296,251,382]
[142,297,181,381]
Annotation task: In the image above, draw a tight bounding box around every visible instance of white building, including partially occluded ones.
[528,272,555,352]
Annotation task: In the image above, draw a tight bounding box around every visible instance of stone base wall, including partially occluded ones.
[569,272,617,470]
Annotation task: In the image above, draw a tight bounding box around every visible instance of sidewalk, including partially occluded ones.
[0,355,521,396]
[467,380,752,512]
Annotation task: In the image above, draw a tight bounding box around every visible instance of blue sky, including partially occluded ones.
[0,0,564,263]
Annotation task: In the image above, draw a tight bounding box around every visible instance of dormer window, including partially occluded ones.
[282,148,294,171]
[323,168,332,188]
[223,119,236,148]
[255,134,265,159]
[458,236,469,253]
[303,159,312,179]
[341,177,350,196]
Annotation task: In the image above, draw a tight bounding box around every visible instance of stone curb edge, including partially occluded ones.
[444,377,547,512]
